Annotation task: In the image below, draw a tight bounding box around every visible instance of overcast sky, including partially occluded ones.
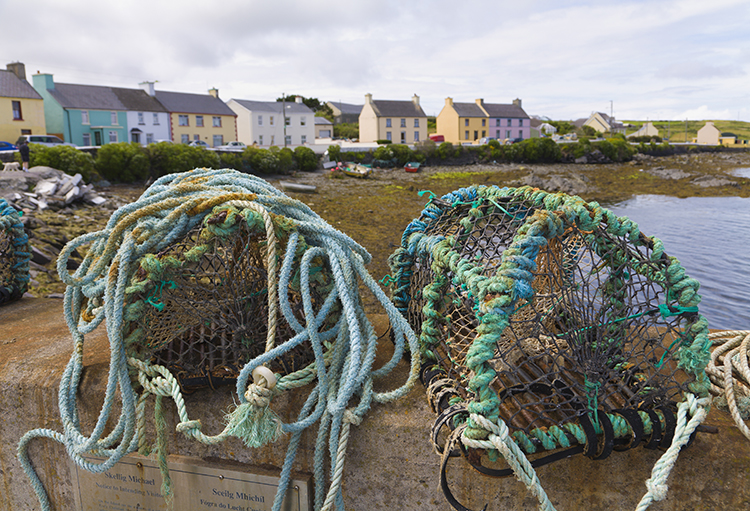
[4,0,749,121]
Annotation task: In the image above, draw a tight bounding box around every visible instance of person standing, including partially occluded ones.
[18,140,30,172]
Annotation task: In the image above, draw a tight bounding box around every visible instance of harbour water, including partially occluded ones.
[607,195,750,330]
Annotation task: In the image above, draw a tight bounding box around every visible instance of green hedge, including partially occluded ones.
[25,144,96,181]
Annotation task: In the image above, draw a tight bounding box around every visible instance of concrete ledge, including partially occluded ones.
[1,298,749,510]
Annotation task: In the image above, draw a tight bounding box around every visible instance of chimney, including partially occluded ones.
[475,98,484,106]
[208,88,219,98]
[6,62,26,81]
[365,93,373,104]
[512,98,522,108]
[412,94,420,106]
[32,72,55,91]
[139,81,156,96]
[295,96,303,104]
[445,97,453,106]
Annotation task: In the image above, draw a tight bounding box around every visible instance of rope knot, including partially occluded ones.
[646,480,669,501]
[176,420,202,434]
[343,409,363,426]
[243,383,273,407]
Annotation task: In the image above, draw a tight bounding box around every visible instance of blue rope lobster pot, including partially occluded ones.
[388,185,712,510]
[0,198,30,305]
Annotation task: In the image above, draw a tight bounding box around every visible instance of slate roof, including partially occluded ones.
[156,91,235,116]
[231,99,313,115]
[112,87,167,112]
[0,70,43,100]
[314,116,333,125]
[450,102,486,117]
[46,83,126,110]
[328,101,362,115]
[481,103,529,119]
[370,100,426,118]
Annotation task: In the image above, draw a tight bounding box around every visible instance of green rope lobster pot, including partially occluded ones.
[0,198,30,305]
[388,185,712,510]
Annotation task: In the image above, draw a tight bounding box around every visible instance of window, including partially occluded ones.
[414,131,419,142]
[386,118,392,128]
[81,110,89,124]
[111,112,118,125]
[474,130,478,140]
[270,135,275,145]
[301,116,306,126]
[194,134,200,141]
[496,130,500,139]
[213,134,223,147]
[285,117,290,127]
[259,135,263,145]
[146,133,154,144]
[12,101,22,120]
[465,130,469,139]
[400,118,406,128]
[506,130,511,138]
[518,131,523,140]
[258,115,263,126]
[181,134,190,143]
[153,113,160,125]
[414,118,419,128]
[482,119,486,127]
[109,131,118,143]
[270,116,274,126]
[213,116,222,127]
[196,115,204,127]
[465,119,469,127]
[82,133,91,146]
[285,135,292,145]
[482,131,486,138]
[179,115,189,126]
[138,112,145,125]
[386,131,392,141]
[507,119,512,127]
[301,135,307,144]
[496,119,501,127]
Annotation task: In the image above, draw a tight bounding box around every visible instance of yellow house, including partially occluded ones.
[358,93,427,144]
[436,98,487,143]
[0,62,46,143]
[146,84,237,146]
[583,112,626,134]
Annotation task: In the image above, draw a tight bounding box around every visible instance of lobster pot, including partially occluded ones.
[390,186,710,466]
[0,199,30,305]
[121,205,335,392]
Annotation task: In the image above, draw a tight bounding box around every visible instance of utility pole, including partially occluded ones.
[685,119,688,142]
[282,93,287,148]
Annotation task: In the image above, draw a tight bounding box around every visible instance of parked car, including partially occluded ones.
[188,140,210,148]
[16,134,74,147]
[0,141,18,153]
[477,137,497,145]
[503,137,524,145]
[216,141,247,152]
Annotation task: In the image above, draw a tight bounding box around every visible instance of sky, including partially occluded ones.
[3,0,749,121]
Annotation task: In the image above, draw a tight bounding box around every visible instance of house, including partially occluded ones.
[153,86,237,147]
[627,122,659,139]
[695,121,721,145]
[327,101,362,124]
[0,62,45,143]
[582,112,626,135]
[436,98,530,143]
[227,97,315,148]
[31,74,170,146]
[358,93,427,144]
[315,116,333,139]
[530,118,557,138]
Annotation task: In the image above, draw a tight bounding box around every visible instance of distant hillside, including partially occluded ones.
[622,120,750,142]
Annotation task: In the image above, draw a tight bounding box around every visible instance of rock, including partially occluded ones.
[691,175,735,188]
[646,168,691,180]
[31,246,54,266]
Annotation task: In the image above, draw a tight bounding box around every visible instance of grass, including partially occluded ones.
[622,120,750,142]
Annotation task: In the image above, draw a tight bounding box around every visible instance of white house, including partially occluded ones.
[227,97,315,148]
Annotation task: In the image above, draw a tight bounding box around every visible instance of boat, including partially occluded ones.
[342,162,372,178]
[279,181,316,193]
[404,162,421,173]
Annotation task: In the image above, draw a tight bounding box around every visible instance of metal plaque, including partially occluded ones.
[71,453,310,511]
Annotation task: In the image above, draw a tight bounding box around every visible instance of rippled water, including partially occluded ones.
[607,195,750,330]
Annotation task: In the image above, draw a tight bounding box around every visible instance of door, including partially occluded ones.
[93,130,102,146]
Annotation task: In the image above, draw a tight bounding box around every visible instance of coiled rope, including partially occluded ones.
[18,168,420,511]
[0,198,30,304]
[706,330,750,440]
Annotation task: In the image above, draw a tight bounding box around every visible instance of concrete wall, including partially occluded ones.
[2,298,749,511]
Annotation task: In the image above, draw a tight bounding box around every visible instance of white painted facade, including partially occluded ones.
[228,97,315,148]
[125,111,171,145]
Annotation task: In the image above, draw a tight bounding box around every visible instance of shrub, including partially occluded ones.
[375,139,392,145]
[389,144,416,166]
[436,142,455,160]
[29,144,96,181]
[373,145,394,161]
[333,122,359,140]
[516,138,562,163]
[487,139,501,149]
[146,142,214,178]
[271,147,295,173]
[293,146,319,171]
[95,142,150,183]
[327,145,341,162]
[414,139,437,158]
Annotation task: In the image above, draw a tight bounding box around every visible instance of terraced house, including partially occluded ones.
[437,98,530,143]
[0,62,45,142]
[32,74,170,146]
[153,86,236,147]
[227,96,315,147]
[358,93,427,144]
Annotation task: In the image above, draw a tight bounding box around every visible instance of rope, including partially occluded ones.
[706,330,750,440]
[18,168,420,511]
[0,198,30,303]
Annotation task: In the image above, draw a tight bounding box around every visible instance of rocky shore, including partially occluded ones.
[2,150,748,299]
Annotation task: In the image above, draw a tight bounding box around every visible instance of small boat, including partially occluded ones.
[342,162,372,178]
[404,162,421,173]
[279,181,316,193]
